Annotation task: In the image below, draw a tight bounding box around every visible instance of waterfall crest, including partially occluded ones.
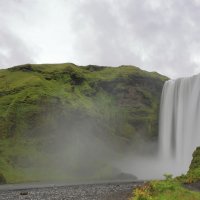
[159,73,200,175]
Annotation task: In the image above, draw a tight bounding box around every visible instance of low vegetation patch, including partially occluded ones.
[177,147,200,184]
[131,147,200,200]
[131,179,200,200]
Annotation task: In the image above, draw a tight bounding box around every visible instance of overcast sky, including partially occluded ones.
[0,0,200,78]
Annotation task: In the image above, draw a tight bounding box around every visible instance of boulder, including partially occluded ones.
[114,172,137,180]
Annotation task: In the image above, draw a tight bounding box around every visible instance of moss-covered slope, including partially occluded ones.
[132,147,200,200]
[179,147,200,183]
[0,63,167,183]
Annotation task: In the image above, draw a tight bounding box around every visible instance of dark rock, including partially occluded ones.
[85,65,107,72]
[10,64,34,72]
[20,191,28,195]
[70,72,85,85]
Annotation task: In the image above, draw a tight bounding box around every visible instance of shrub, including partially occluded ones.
[132,183,153,200]
[163,173,173,180]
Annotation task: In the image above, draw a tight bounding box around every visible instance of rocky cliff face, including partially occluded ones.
[0,63,167,182]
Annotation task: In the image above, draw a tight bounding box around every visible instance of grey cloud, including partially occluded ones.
[0,0,200,78]
[0,27,36,68]
[70,0,140,66]
[70,0,200,78]
[0,0,37,68]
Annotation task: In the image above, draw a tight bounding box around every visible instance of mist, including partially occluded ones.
[18,105,164,182]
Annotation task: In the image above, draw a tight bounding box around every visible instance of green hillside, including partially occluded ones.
[0,63,167,183]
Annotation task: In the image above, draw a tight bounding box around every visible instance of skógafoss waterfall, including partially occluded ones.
[159,73,200,175]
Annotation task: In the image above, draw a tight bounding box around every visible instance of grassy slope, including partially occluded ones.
[0,63,167,183]
[131,147,200,200]
[179,147,200,183]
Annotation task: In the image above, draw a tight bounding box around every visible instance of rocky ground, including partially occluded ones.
[184,181,200,192]
[0,181,143,200]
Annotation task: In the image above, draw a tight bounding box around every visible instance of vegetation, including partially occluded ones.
[131,179,200,200]
[131,147,200,200]
[177,147,200,183]
[0,63,167,183]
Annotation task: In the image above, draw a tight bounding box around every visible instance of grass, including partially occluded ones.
[131,179,200,200]
[131,147,200,200]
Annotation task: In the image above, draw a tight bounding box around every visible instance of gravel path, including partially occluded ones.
[0,181,143,200]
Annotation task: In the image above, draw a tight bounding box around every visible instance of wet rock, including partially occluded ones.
[20,191,28,195]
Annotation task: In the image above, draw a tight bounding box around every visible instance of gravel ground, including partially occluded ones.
[0,181,143,200]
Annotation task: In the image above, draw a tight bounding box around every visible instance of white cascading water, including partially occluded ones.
[118,74,200,179]
[159,73,200,176]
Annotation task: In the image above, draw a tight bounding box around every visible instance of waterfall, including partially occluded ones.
[159,73,200,175]
[117,74,200,179]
